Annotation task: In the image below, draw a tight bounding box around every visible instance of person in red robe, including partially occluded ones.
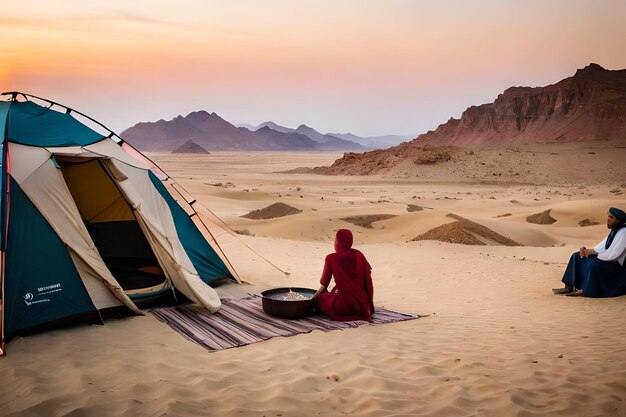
[313,229,375,321]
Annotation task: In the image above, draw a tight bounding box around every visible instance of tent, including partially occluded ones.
[0,92,241,354]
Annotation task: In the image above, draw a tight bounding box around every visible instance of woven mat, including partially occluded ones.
[151,294,419,352]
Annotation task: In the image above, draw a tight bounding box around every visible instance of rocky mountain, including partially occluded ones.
[253,126,321,150]
[253,121,293,134]
[235,122,257,131]
[122,111,320,152]
[293,124,363,150]
[417,63,626,146]
[312,64,626,175]
[247,122,365,150]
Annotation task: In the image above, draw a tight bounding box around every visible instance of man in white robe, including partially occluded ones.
[553,207,626,297]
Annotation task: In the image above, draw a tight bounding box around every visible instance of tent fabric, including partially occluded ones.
[44,145,98,158]
[59,158,135,223]
[0,102,8,250]
[7,139,218,313]
[0,142,6,250]
[68,251,123,310]
[85,139,149,170]
[5,142,51,185]
[14,152,139,313]
[150,173,233,284]
[0,102,9,137]
[120,142,168,180]
[7,101,105,147]
[1,97,237,340]
[107,159,222,312]
[5,177,98,336]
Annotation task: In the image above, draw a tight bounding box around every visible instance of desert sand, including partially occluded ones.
[1,143,626,416]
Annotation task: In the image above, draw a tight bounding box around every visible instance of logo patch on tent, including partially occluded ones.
[23,283,62,306]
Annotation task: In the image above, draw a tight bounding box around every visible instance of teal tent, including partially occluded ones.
[0,92,240,353]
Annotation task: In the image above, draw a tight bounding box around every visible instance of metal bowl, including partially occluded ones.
[260,287,316,319]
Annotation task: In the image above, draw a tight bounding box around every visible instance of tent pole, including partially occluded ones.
[1,92,116,141]
[0,99,10,356]
[0,250,5,356]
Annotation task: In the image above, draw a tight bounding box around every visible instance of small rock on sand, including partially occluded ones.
[407,204,424,212]
[578,218,600,227]
[495,213,512,218]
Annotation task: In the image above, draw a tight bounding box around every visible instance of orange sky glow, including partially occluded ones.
[2,1,625,136]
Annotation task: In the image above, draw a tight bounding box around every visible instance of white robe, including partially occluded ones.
[594,227,626,265]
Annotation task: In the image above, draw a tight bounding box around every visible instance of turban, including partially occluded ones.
[609,207,626,222]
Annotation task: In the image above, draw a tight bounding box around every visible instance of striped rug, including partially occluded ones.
[151,294,418,352]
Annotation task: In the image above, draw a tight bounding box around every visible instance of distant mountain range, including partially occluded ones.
[328,132,412,149]
[121,112,412,153]
[245,122,411,149]
[125,65,623,154]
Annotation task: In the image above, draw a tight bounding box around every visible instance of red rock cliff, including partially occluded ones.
[416,63,626,145]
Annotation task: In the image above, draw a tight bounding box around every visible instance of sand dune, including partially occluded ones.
[339,214,398,229]
[1,148,625,417]
[461,216,559,247]
[241,202,303,219]
[410,214,522,246]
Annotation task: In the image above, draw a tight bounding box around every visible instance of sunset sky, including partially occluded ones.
[2,1,625,137]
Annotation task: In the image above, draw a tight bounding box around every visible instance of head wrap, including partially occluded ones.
[609,207,626,222]
[335,229,353,253]
[606,207,626,249]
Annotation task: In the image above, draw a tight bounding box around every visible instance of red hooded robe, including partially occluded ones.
[316,229,375,321]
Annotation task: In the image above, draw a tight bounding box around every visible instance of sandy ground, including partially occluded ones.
[1,146,626,417]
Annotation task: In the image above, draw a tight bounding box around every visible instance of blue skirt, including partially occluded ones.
[561,253,626,297]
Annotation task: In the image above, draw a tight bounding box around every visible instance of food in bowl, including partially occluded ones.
[261,287,316,318]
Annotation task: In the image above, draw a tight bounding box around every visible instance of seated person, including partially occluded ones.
[314,229,375,321]
[553,207,626,297]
